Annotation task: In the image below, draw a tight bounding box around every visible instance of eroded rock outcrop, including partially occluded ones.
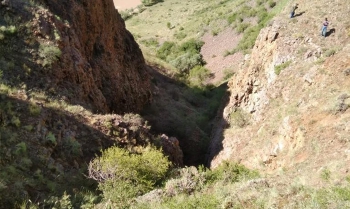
[208,23,287,168]
[10,0,151,114]
[208,4,350,184]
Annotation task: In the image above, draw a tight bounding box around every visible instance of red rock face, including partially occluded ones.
[45,0,151,113]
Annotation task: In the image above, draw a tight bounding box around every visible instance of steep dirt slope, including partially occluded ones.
[208,0,350,185]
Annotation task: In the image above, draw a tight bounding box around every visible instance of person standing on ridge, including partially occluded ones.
[321,18,329,37]
[290,3,298,18]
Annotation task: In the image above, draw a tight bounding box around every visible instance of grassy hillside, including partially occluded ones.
[124,0,288,80]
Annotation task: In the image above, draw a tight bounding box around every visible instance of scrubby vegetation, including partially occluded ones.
[274,60,291,75]
[156,39,205,78]
[126,0,289,62]
[88,146,171,208]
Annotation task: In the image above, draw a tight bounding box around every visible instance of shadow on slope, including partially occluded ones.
[141,65,229,166]
[0,91,160,207]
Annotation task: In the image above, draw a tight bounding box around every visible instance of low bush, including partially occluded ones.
[63,137,82,157]
[257,10,268,23]
[45,132,57,147]
[157,39,205,75]
[268,0,276,8]
[205,161,259,184]
[229,108,250,128]
[140,38,159,47]
[170,52,203,74]
[236,23,251,33]
[28,104,41,116]
[274,60,291,75]
[234,26,260,53]
[238,5,257,18]
[188,65,211,87]
[324,48,336,57]
[38,43,62,67]
[88,146,171,207]
[156,41,176,60]
[223,68,234,80]
[256,0,267,6]
[0,25,17,40]
[227,13,238,24]
[178,39,204,54]
[165,166,205,196]
[174,31,187,40]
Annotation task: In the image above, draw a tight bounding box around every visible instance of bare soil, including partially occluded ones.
[113,0,141,10]
[201,28,244,84]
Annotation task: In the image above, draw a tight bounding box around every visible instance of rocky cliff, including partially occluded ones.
[2,0,151,114]
[0,0,179,206]
[208,0,350,184]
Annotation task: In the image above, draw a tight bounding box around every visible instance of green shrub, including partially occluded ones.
[63,137,82,157]
[45,132,57,147]
[238,6,257,18]
[236,23,250,33]
[28,104,41,116]
[188,66,211,87]
[156,41,176,60]
[227,13,238,24]
[321,168,331,181]
[257,10,268,23]
[174,32,187,40]
[44,192,73,209]
[256,0,266,6]
[234,26,260,52]
[165,166,205,196]
[14,142,27,156]
[229,108,250,128]
[223,68,234,80]
[333,186,350,201]
[10,116,20,128]
[324,49,336,57]
[274,60,291,75]
[211,29,219,36]
[140,38,159,47]
[268,0,276,8]
[178,39,204,54]
[0,25,17,37]
[205,161,259,184]
[157,39,205,75]
[88,146,170,207]
[18,158,32,170]
[170,53,203,73]
[38,43,62,67]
